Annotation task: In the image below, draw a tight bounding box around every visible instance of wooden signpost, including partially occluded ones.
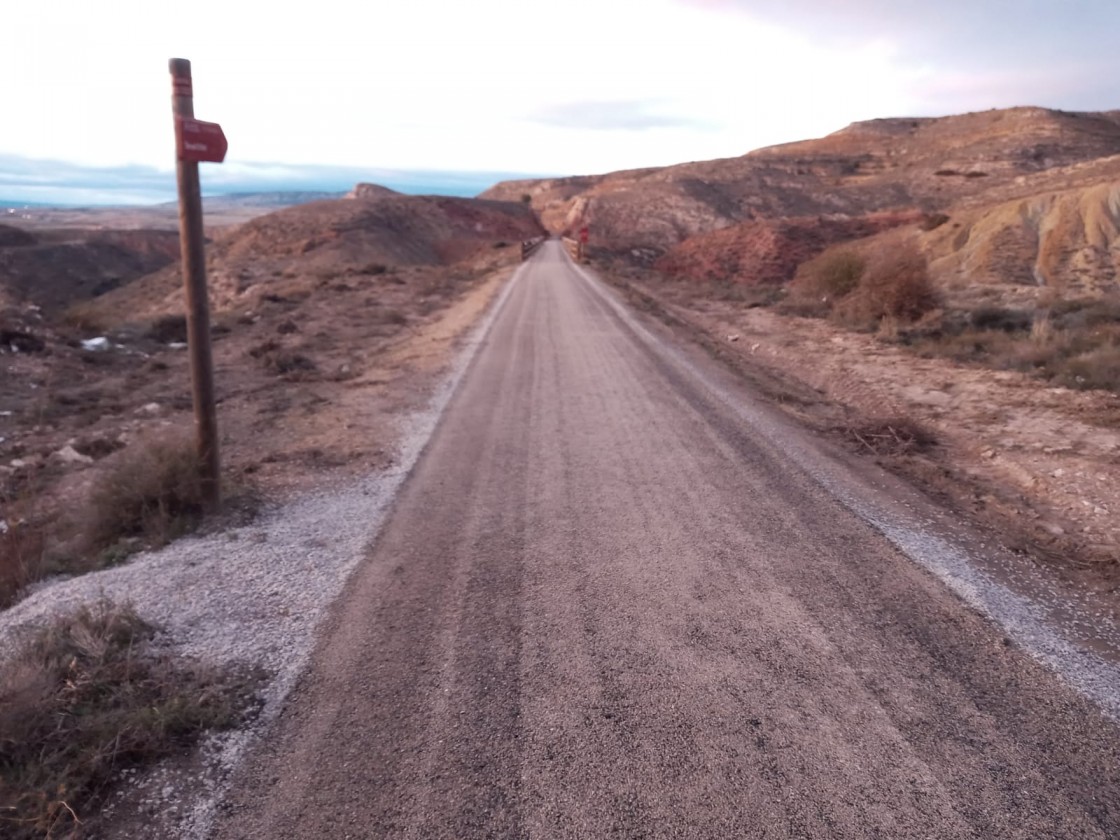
[169,58,226,510]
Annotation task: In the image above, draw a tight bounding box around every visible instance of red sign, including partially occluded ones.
[175,117,228,163]
[579,226,589,243]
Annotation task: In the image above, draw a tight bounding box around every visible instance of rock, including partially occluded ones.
[81,337,111,352]
[727,334,740,342]
[135,402,163,416]
[50,445,94,466]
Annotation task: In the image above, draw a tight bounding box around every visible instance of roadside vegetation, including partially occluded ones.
[1,434,246,610]
[0,601,261,839]
[784,239,1120,395]
[906,298,1120,393]
[784,239,940,329]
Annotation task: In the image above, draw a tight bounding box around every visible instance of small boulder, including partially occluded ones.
[50,445,94,467]
[81,337,111,352]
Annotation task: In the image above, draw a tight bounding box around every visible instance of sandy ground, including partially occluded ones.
[211,243,1120,839]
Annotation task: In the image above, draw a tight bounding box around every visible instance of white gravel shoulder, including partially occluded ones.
[0,263,525,838]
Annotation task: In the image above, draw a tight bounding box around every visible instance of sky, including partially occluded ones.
[2,0,1118,204]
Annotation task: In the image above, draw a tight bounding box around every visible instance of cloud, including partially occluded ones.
[529,101,718,132]
[677,0,1120,113]
[0,155,543,206]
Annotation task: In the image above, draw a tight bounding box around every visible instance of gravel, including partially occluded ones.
[0,263,525,838]
[574,262,1120,722]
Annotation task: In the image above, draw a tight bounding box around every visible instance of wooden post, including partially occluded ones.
[169,58,220,510]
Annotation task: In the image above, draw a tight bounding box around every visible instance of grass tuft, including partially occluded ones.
[0,601,260,839]
[0,521,47,609]
[85,436,207,553]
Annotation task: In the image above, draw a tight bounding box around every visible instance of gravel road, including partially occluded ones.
[213,242,1120,839]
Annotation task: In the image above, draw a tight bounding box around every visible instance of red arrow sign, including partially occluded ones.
[175,117,228,163]
[579,226,589,243]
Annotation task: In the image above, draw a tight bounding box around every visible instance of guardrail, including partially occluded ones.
[520,236,546,260]
[561,236,582,261]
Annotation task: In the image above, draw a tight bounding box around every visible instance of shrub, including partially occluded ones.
[0,602,257,839]
[970,306,1032,333]
[85,436,206,552]
[144,314,188,344]
[1055,346,1120,391]
[61,302,111,335]
[833,242,938,328]
[0,521,46,608]
[796,250,866,302]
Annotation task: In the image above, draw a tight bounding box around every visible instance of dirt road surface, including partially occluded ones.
[213,242,1120,839]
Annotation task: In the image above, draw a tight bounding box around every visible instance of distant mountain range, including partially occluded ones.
[0,153,547,207]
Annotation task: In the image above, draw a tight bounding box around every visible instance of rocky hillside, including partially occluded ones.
[0,228,180,316]
[88,189,544,318]
[484,107,1120,290]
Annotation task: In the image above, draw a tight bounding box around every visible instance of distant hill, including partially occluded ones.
[484,106,1120,293]
[199,191,347,209]
[85,187,544,317]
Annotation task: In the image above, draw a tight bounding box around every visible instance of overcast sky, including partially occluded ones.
[3,0,1118,203]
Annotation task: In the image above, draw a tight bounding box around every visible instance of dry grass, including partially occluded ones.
[832,242,939,328]
[908,297,1120,394]
[794,249,866,308]
[0,601,260,839]
[835,416,940,457]
[0,521,47,609]
[59,302,112,336]
[786,241,938,328]
[84,435,207,554]
[143,314,188,344]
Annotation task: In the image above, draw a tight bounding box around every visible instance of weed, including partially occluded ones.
[60,302,111,336]
[0,601,260,839]
[909,300,1120,394]
[793,250,866,304]
[144,314,188,344]
[1056,345,1120,391]
[0,521,46,609]
[969,306,1032,333]
[84,435,206,552]
[264,351,317,377]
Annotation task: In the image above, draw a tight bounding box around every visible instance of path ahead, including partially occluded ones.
[215,242,1120,838]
